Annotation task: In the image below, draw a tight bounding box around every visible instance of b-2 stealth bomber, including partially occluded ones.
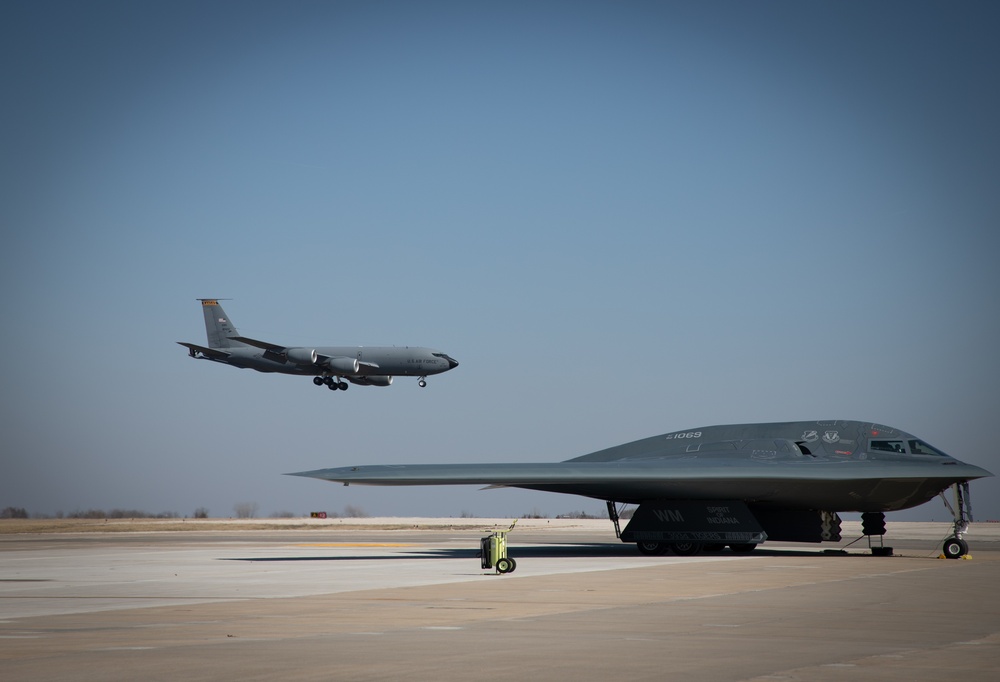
[291,420,992,558]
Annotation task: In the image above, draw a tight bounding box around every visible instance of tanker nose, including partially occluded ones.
[433,352,459,370]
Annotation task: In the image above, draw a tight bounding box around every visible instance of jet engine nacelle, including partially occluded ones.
[348,375,393,387]
[324,357,361,374]
[286,347,318,365]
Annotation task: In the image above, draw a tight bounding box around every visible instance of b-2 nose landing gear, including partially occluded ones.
[940,482,974,559]
[943,536,969,559]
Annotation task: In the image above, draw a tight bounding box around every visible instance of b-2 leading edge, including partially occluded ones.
[291,420,992,558]
[179,299,458,391]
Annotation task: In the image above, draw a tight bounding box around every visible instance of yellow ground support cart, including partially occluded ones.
[480,520,518,573]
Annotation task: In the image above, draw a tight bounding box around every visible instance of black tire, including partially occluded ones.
[729,543,758,553]
[312,377,324,386]
[507,558,517,573]
[495,557,513,573]
[670,542,702,556]
[637,541,666,556]
[338,382,349,390]
[942,537,968,559]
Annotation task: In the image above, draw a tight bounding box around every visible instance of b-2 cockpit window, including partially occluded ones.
[870,439,906,453]
[908,439,948,457]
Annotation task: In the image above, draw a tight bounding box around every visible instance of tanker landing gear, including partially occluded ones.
[940,482,974,559]
[418,377,427,387]
[313,376,347,391]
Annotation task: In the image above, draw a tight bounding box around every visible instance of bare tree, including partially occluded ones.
[233,502,258,519]
[343,504,368,518]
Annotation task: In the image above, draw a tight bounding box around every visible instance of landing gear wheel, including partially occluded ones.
[637,541,667,556]
[312,377,324,386]
[729,543,758,553]
[671,542,702,556]
[323,376,334,386]
[942,537,968,559]
[495,557,514,574]
[418,378,427,388]
[338,381,348,390]
[940,483,975,559]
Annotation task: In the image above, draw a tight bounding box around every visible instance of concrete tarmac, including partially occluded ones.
[1,520,999,681]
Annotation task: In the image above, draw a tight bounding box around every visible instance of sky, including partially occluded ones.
[2,1,999,524]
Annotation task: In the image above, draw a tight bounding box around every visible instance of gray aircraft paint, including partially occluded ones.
[178,299,458,388]
[291,420,992,554]
[292,420,990,512]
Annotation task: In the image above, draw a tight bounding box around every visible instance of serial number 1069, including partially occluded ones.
[665,431,702,440]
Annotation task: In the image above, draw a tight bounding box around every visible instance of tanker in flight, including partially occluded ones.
[291,420,991,558]
[179,299,458,391]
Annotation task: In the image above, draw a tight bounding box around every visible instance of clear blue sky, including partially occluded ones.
[2,1,998,523]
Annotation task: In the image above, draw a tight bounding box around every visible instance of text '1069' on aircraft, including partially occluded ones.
[178,300,458,391]
[290,420,993,558]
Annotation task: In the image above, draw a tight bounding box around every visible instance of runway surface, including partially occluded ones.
[1,520,998,681]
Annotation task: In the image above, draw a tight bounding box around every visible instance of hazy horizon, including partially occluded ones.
[3,2,998,525]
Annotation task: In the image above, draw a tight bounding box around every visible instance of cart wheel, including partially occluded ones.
[507,558,517,573]
[495,557,513,574]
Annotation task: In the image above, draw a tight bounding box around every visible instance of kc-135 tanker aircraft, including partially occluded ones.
[179,300,458,391]
[291,420,992,558]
